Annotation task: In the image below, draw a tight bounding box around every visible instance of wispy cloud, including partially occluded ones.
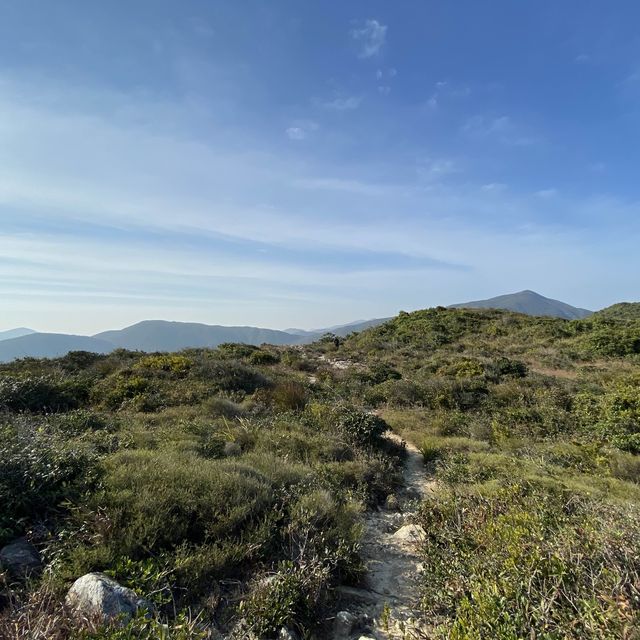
[481,183,508,193]
[416,157,459,182]
[285,120,319,140]
[426,81,471,110]
[462,115,538,146]
[350,19,387,58]
[316,95,362,111]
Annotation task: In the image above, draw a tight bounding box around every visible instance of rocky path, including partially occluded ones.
[334,433,436,640]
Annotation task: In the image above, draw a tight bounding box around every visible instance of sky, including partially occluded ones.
[1,0,639,334]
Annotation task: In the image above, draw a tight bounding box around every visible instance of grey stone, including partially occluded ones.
[0,538,41,578]
[334,610,357,638]
[279,627,300,640]
[66,573,150,626]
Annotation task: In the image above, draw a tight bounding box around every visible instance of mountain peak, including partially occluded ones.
[449,291,592,320]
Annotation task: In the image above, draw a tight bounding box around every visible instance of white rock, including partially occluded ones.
[65,573,150,626]
[391,524,426,543]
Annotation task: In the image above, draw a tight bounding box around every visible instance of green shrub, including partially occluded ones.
[268,382,308,411]
[0,420,100,543]
[0,375,81,412]
[240,560,330,637]
[250,350,281,365]
[336,406,387,447]
[97,450,275,554]
[418,484,640,639]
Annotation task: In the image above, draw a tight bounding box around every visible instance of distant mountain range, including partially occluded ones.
[0,327,36,341]
[449,290,593,320]
[0,333,114,362]
[0,318,389,362]
[0,291,607,362]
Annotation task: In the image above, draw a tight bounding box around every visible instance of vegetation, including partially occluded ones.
[1,304,640,637]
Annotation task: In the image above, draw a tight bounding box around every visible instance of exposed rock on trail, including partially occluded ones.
[336,432,435,639]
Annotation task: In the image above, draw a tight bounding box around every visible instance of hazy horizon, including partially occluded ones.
[2,1,639,334]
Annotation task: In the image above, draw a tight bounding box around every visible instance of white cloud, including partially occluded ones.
[481,183,508,193]
[575,53,591,64]
[286,127,307,140]
[535,188,558,198]
[285,120,319,140]
[350,19,387,58]
[377,85,391,95]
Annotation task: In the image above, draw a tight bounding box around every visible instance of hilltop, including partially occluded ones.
[449,289,593,319]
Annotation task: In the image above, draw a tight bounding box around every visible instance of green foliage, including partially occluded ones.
[0,375,82,412]
[134,354,192,375]
[0,418,100,543]
[336,406,387,447]
[575,376,640,452]
[97,449,275,554]
[418,484,640,639]
[240,560,330,637]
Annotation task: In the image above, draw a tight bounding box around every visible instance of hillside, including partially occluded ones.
[449,289,593,319]
[1,305,639,638]
[0,328,36,342]
[593,301,640,321]
[0,332,115,362]
[94,320,303,351]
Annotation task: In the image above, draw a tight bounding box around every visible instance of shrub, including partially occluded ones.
[97,450,275,554]
[268,382,308,412]
[240,560,330,637]
[194,359,269,394]
[134,354,192,376]
[0,376,80,413]
[0,420,99,543]
[336,406,387,447]
[249,350,281,366]
[418,484,640,639]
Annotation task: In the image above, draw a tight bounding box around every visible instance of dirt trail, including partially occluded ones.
[336,433,436,639]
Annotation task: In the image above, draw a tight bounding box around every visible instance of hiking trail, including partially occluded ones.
[334,432,436,639]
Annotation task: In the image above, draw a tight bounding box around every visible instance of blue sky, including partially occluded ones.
[1,1,639,333]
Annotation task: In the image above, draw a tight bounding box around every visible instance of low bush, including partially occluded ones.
[418,483,640,639]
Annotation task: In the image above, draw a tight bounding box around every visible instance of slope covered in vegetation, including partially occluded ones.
[1,305,639,638]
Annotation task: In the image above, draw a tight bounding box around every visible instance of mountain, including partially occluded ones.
[325,318,392,337]
[286,318,391,339]
[449,290,593,320]
[0,327,36,342]
[94,320,303,351]
[0,333,115,363]
[592,302,640,321]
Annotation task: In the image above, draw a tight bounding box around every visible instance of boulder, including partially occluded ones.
[66,573,150,626]
[0,538,41,578]
[334,610,357,638]
[391,524,426,544]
